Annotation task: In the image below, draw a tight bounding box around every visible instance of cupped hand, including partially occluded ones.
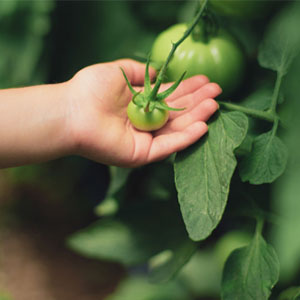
[67,59,221,167]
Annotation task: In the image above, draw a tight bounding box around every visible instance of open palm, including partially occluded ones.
[68,59,221,167]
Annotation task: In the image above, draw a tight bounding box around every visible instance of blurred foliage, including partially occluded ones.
[0,0,54,88]
[105,275,190,300]
[1,1,300,300]
[0,291,13,300]
[271,53,300,283]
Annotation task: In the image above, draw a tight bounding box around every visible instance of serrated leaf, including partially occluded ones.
[221,230,280,300]
[174,111,248,241]
[240,131,288,185]
[258,3,300,74]
[68,201,190,266]
[279,287,300,300]
[148,240,197,283]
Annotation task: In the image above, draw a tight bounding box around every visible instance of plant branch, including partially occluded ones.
[269,71,284,115]
[255,218,264,235]
[150,0,208,99]
[218,101,274,122]
[271,116,279,137]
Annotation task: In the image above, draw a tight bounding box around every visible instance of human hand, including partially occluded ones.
[67,59,221,167]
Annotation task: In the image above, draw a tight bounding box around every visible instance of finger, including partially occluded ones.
[159,75,210,102]
[156,99,219,135]
[168,82,222,119]
[147,121,208,163]
[115,59,156,86]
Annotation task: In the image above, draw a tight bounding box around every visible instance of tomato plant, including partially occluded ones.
[122,2,208,132]
[46,1,300,300]
[151,22,245,96]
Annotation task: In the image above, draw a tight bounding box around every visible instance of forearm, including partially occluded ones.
[0,82,74,168]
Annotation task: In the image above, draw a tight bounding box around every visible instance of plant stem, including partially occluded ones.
[150,0,208,99]
[271,116,279,137]
[255,218,264,235]
[218,101,274,122]
[269,71,284,115]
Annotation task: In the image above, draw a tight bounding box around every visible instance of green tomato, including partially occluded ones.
[151,23,245,97]
[209,0,269,18]
[127,100,169,132]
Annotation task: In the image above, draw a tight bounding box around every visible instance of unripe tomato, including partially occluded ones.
[127,100,169,131]
[151,23,245,97]
[209,0,269,19]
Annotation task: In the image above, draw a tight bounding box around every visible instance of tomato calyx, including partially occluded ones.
[121,59,185,114]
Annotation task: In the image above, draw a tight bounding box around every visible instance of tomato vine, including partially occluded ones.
[122,0,208,131]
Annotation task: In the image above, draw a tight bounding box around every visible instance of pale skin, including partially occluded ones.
[0,59,221,169]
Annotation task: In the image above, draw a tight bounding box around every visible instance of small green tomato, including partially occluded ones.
[127,99,169,132]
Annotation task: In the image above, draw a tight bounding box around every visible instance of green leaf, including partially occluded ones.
[234,134,253,157]
[278,287,300,300]
[258,2,300,74]
[221,228,280,300]
[174,111,248,241]
[105,276,190,300]
[240,85,273,111]
[148,240,197,283]
[68,201,190,266]
[239,131,288,185]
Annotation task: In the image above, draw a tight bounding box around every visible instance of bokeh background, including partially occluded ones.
[0,1,195,299]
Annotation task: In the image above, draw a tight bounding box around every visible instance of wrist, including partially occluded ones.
[57,79,83,159]
[62,73,93,159]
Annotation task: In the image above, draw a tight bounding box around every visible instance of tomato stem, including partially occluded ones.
[149,0,208,99]
[268,71,284,115]
[255,218,264,236]
[218,101,275,122]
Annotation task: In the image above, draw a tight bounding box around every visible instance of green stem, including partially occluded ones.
[218,101,274,122]
[269,71,284,115]
[271,116,279,137]
[150,0,208,99]
[255,217,264,235]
